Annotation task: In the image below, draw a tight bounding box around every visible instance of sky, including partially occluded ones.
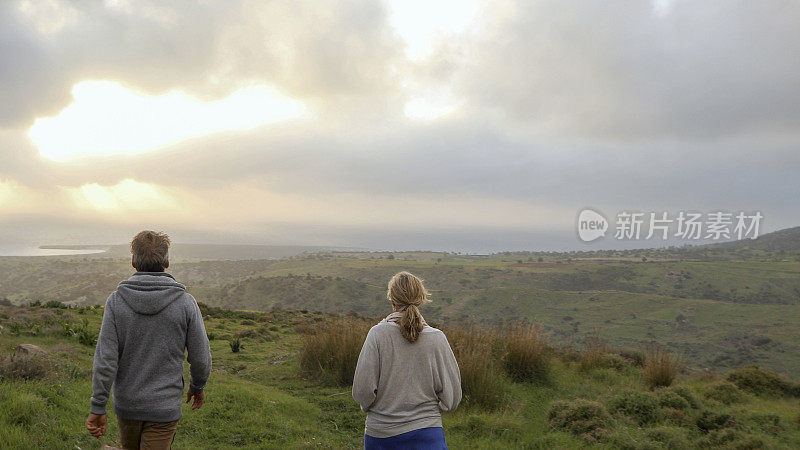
[0,0,799,252]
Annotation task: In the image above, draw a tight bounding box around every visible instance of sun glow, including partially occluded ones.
[64,179,182,213]
[388,0,482,60]
[29,81,306,161]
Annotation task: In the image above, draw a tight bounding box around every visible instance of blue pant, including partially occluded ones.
[364,427,448,450]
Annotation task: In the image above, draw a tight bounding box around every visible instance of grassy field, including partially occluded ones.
[2,303,800,449]
[3,244,800,378]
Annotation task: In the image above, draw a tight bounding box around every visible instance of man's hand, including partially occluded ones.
[186,389,205,410]
[86,413,107,439]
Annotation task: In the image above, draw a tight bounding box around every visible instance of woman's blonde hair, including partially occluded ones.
[387,271,431,343]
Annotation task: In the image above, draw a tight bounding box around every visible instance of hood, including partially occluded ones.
[116,272,187,315]
[384,311,428,327]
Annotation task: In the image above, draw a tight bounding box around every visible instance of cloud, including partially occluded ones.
[0,0,402,128]
[29,80,306,160]
[453,0,800,139]
[1,0,800,251]
[63,179,186,215]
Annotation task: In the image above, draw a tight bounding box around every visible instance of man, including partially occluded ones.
[86,230,211,449]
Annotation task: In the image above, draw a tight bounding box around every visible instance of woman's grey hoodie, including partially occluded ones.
[352,312,462,438]
[90,272,211,422]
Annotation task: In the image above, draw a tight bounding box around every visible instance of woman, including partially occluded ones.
[353,271,461,450]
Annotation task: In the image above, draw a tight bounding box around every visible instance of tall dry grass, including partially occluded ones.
[643,343,681,389]
[445,323,508,409]
[579,336,609,371]
[299,316,555,408]
[299,317,372,386]
[501,321,551,383]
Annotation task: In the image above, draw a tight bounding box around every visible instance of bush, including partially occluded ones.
[579,336,608,371]
[608,389,660,425]
[447,324,508,409]
[643,344,681,389]
[43,300,67,309]
[299,317,371,386]
[656,389,690,410]
[696,410,735,433]
[619,349,645,367]
[696,429,763,449]
[76,327,98,347]
[600,353,630,371]
[207,332,216,341]
[726,365,800,397]
[256,326,279,342]
[667,385,700,409]
[0,354,51,380]
[645,426,691,449]
[547,398,612,440]
[705,381,743,405]
[229,338,242,353]
[501,322,551,383]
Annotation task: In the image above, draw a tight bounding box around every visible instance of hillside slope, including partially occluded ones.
[2,303,800,449]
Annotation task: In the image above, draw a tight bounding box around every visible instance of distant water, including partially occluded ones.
[0,246,107,257]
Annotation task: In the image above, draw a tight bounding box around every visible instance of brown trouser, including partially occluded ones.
[117,417,179,450]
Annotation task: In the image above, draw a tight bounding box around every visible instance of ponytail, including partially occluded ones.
[387,271,430,343]
[400,304,425,343]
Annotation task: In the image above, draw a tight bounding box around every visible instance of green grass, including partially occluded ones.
[3,250,800,378]
[2,305,800,448]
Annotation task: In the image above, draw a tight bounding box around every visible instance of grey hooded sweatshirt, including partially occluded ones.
[90,272,211,422]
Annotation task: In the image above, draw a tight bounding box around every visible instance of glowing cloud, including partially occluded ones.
[29,81,306,161]
[64,179,182,214]
[387,0,482,60]
[404,93,462,121]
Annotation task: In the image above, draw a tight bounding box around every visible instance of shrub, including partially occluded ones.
[207,332,216,341]
[229,338,242,353]
[659,406,696,429]
[645,426,690,449]
[76,328,98,347]
[600,353,630,371]
[656,389,690,410]
[608,389,659,425]
[619,349,645,367]
[299,317,371,386]
[667,385,700,409]
[447,324,508,409]
[705,381,743,405]
[235,329,258,339]
[696,410,734,433]
[643,344,681,389]
[579,336,608,371]
[697,429,763,449]
[0,353,51,380]
[6,322,24,336]
[547,398,612,440]
[726,365,800,397]
[256,326,279,342]
[501,322,551,383]
[44,300,67,309]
